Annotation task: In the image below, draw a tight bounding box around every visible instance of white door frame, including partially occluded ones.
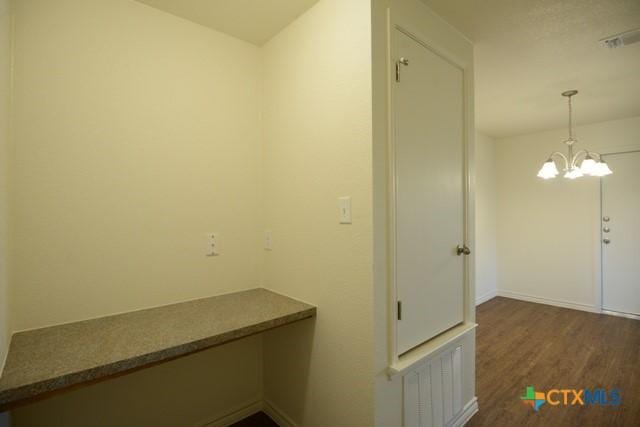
[386,6,475,363]
[595,145,640,319]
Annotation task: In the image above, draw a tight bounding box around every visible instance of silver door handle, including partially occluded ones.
[456,245,471,256]
[603,238,611,244]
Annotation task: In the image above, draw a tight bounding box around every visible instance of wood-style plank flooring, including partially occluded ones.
[468,297,640,427]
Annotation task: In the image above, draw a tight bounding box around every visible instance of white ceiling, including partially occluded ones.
[135,0,319,46]
[423,0,640,138]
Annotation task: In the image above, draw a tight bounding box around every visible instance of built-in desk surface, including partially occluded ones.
[0,288,315,409]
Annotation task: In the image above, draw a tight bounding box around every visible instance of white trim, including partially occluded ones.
[388,322,476,378]
[601,309,640,321]
[193,398,299,427]
[448,397,478,427]
[263,399,298,427]
[387,11,475,364]
[597,149,640,316]
[196,400,262,427]
[496,290,600,313]
[587,141,640,156]
[475,290,497,306]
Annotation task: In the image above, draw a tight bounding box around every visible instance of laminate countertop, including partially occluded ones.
[0,288,316,409]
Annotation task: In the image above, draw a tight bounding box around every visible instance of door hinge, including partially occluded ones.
[397,300,402,320]
[395,58,409,82]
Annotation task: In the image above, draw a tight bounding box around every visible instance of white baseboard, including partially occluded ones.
[450,397,478,427]
[165,396,299,427]
[197,400,262,427]
[198,394,480,427]
[496,290,600,313]
[263,399,298,427]
[475,290,497,305]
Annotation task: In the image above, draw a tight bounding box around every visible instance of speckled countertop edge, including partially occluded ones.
[0,288,316,409]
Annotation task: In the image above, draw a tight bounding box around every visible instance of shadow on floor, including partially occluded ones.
[231,411,279,427]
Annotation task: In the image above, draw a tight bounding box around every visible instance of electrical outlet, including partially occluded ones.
[264,231,273,251]
[205,232,220,257]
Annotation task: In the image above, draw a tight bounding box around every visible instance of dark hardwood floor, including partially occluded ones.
[468,297,640,427]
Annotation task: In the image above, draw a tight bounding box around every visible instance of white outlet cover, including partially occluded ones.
[205,232,220,256]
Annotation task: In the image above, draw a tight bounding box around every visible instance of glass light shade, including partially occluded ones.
[537,160,559,179]
[564,167,584,179]
[591,161,613,177]
[580,157,597,175]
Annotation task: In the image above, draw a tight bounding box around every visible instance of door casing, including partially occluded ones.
[599,149,640,320]
[580,139,640,317]
[386,9,476,362]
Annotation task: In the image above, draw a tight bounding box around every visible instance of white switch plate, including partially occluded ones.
[264,231,273,251]
[205,232,220,257]
[339,196,352,224]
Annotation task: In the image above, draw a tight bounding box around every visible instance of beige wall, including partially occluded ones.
[3,0,382,424]
[11,336,263,427]
[475,132,497,303]
[0,0,11,372]
[0,1,12,425]
[261,0,375,424]
[12,0,263,331]
[496,116,640,309]
[9,0,264,423]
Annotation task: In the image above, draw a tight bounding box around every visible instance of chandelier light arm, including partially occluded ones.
[570,149,588,169]
[549,151,570,170]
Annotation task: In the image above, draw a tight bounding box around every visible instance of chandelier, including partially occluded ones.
[537,90,612,179]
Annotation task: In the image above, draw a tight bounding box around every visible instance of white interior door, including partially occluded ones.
[394,29,465,354]
[601,151,640,317]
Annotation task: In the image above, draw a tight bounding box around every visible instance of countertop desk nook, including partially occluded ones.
[0,288,316,410]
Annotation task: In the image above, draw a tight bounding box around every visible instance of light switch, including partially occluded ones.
[205,232,220,257]
[339,197,352,224]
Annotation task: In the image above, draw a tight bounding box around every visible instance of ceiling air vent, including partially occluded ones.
[601,28,640,49]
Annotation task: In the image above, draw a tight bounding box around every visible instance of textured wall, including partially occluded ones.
[11,336,263,426]
[11,0,263,331]
[0,0,11,377]
[496,116,640,309]
[261,0,375,424]
[9,0,263,423]
[475,132,497,303]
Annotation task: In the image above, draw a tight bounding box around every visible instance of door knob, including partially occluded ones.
[456,245,471,256]
[603,238,611,244]
[603,216,610,222]
[603,227,610,233]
